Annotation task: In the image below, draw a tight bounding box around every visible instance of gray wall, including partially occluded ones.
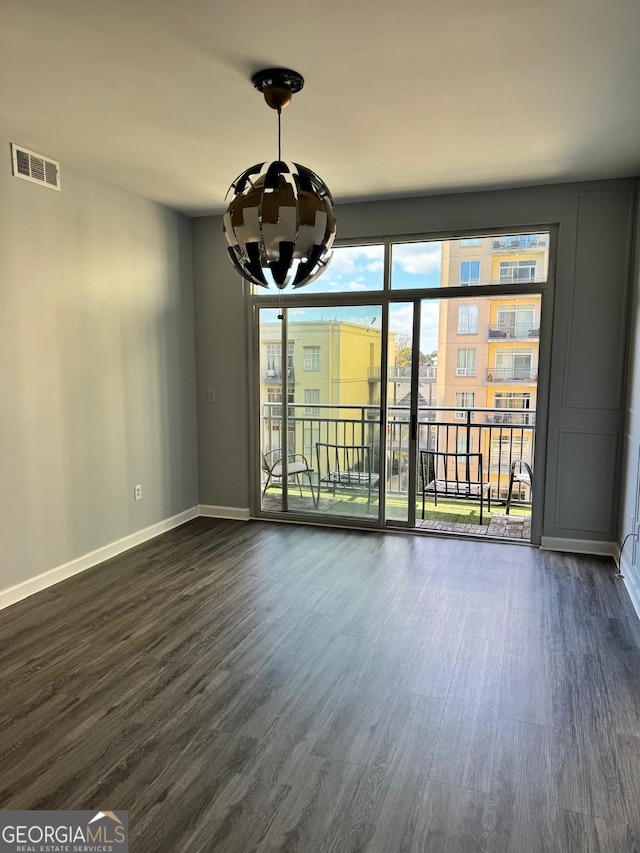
[620,194,640,614]
[0,137,199,591]
[191,218,249,509]
[193,178,637,544]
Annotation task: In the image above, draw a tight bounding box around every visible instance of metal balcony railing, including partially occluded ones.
[488,325,540,340]
[492,236,547,251]
[486,367,537,382]
[262,366,295,383]
[261,402,535,506]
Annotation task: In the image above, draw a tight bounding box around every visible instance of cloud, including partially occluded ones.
[393,242,442,276]
[348,282,368,291]
[389,301,440,353]
[327,245,384,277]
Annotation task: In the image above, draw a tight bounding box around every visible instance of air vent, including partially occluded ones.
[11,143,60,191]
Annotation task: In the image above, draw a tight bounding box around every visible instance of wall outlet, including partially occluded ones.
[207,389,216,404]
[134,484,142,501]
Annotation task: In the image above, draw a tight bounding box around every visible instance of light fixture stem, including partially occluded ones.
[277,107,282,161]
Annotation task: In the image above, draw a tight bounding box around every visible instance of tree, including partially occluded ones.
[394,336,435,367]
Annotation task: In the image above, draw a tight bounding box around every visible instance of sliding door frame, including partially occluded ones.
[247,224,557,545]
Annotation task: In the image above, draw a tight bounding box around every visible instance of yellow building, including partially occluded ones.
[260,320,390,459]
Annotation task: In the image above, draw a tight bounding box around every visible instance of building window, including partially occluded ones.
[304,389,320,414]
[457,304,479,334]
[267,388,294,417]
[495,305,536,337]
[455,392,475,419]
[265,341,294,377]
[456,348,477,376]
[303,346,320,371]
[460,260,481,286]
[493,349,533,381]
[460,238,482,247]
[493,392,532,424]
[499,260,537,283]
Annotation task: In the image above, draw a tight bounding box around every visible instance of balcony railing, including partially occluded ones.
[368,366,438,381]
[262,366,295,383]
[261,402,534,506]
[486,367,537,382]
[488,324,540,340]
[492,236,547,251]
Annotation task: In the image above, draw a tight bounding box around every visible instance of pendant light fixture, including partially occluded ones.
[222,68,336,290]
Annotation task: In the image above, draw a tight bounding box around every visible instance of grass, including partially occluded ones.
[264,484,531,528]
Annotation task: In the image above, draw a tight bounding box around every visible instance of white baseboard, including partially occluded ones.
[540,536,618,558]
[618,551,640,622]
[198,504,251,521]
[0,506,199,612]
[623,570,640,622]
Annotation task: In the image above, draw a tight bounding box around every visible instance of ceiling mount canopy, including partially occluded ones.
[252,67,304,111]
[222,67,336,290]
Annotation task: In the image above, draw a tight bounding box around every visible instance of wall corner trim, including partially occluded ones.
[540,536,618,558]
[0,507,199,612]
[198,504,251,521]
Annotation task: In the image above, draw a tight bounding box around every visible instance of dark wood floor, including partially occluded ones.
[1,518,639,852]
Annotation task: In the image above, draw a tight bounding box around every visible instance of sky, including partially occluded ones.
[276,243,444,352]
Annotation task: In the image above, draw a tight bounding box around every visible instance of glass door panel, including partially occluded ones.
[385,303,415,524]
[259,304,383,521]
[259,308,291,512]
[413,294,538,539]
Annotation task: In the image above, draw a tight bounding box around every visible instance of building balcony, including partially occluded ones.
[488,324,540,340]
[368,366,437,381]
[261,402,534,519]
[262,366,295,384]
[492,236,547,251]
[486,368,537,383]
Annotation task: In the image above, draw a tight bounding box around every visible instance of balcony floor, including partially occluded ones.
[418,513,531,540]
[262,488,532,541]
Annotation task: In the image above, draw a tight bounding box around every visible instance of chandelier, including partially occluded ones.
[222,68,336,290]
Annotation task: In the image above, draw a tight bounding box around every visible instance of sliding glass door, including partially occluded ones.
[258,304,383,522]
[252,228,552,543]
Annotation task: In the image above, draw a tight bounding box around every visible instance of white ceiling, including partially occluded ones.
[1,0,639,217]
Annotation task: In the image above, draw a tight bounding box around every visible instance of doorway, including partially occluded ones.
[252,229,552,544]
[384,295,540,540]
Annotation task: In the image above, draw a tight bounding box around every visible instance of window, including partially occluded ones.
[495,305,536,337]
[455,392,475,420]
[457,304,479,334]
[266,344,280,376]
[388,230,549,290]
[304,389,320,414]
[267,388,294,417]
[303,346,320,371]
[456,348,477,376]
[287,243,384,294]
[460,260,480,286]
[499,260,537,283]
[265,341,294,377]
[493,349,533,381]
[493,392,532,425]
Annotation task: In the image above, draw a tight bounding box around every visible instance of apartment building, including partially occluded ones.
[259,319,389,458]
[436,234,548,495]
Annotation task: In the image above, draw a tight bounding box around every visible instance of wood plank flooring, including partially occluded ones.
[1,518,639,852]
